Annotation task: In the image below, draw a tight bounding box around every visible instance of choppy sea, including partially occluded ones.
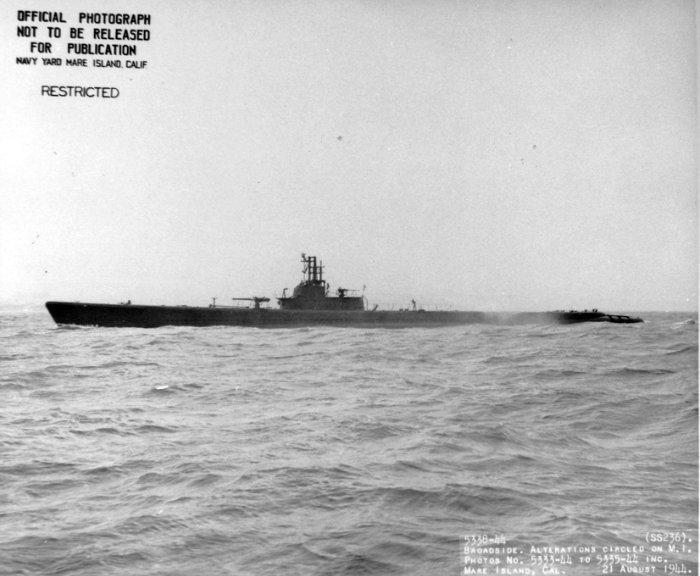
[0,308,697,576]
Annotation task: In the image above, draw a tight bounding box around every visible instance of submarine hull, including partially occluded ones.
[45,302,643,328]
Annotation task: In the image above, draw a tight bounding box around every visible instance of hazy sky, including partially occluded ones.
[1,0,696,311]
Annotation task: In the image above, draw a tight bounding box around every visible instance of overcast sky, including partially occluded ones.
[1,0,696,311]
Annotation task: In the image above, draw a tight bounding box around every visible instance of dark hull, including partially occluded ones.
[45,301,488,328]
[45,302,643,328]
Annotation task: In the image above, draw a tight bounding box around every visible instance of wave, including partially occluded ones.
[0,311,695,576]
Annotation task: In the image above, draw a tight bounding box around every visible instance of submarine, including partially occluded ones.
[45,254,643,328]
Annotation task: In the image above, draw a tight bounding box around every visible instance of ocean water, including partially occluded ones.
[0,308,696,576]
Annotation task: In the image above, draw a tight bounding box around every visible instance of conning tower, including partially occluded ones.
[277,254,364,311]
